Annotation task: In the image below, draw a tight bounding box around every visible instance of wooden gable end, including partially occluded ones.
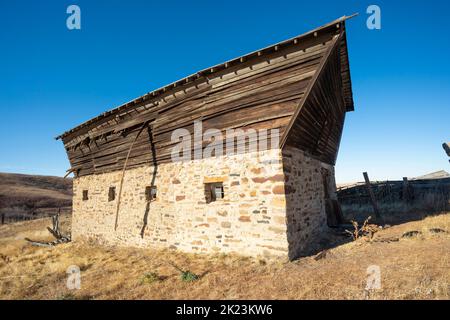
[282,32,348,165]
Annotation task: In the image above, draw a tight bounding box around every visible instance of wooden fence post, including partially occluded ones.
[443,142,450,162]
[402,177,410,202]
[363,172,383,222]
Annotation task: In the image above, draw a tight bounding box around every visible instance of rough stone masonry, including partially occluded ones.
[72,146,335,259]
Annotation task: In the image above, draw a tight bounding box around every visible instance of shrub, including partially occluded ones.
[181,270,199,282]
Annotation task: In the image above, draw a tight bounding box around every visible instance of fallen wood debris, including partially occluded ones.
[370,237,400,243]
[24,211,71,247]
[401,230,422,238]
[429,228,447,234]
[313,249,328,261]
[24,237,70,247]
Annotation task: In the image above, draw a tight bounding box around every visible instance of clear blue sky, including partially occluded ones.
[0,0,449,182]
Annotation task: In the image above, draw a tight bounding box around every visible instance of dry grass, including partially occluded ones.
[0,213,449,300]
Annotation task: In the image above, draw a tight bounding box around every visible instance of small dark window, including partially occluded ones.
[108,187,116,202]
[205,182,224,203]
[145,186,157,201]
[82,190,89,201]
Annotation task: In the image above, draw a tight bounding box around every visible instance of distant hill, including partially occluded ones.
[411,170,450,180]
[0,173,72,222]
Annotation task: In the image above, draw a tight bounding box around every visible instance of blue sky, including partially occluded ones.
[0,0,449,182]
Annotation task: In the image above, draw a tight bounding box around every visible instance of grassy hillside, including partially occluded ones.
[0,173,72,222]
[0,213,448,299]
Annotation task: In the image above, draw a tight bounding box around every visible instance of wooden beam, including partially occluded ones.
[363,172,383,222]
[114,121,151,231]
[63,168,77,179]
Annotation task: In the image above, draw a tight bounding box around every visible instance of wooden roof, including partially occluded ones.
[58,15,357,177]
[56,15,355,141]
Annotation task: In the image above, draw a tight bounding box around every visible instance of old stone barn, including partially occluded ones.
[58,16,355,260]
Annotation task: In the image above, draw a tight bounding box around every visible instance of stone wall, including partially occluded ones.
[282,146,335,259]
[72,149,291,258]
[72,147,335,259]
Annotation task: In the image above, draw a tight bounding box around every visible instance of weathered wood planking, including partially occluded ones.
[60,19,355,177]
[284,34,347,165]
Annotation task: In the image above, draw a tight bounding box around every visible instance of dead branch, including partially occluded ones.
[47,227,62,239]
[24,211,71,247]
[313,249,328,261]
[24,238,55,247]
